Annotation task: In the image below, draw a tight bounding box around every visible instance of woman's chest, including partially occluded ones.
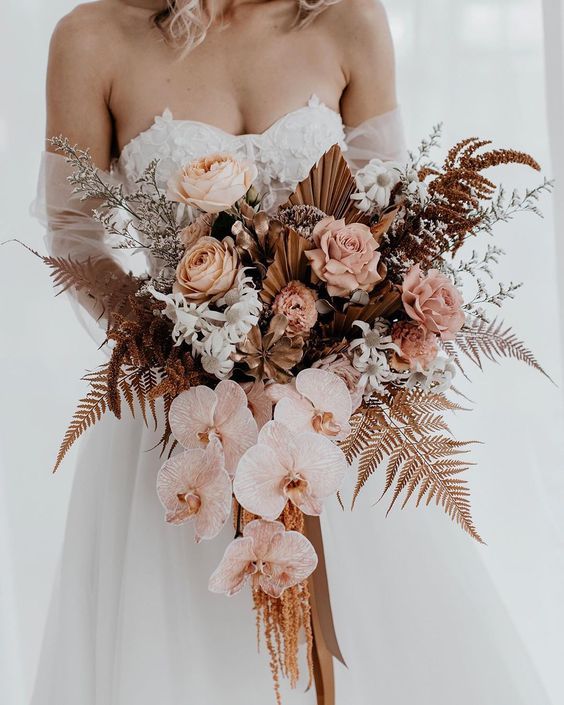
[110,18,346,152]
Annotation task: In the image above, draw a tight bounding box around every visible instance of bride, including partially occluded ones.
[32,1,553,704]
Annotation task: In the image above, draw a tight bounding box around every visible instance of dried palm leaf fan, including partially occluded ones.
[321,282,402,339]
[260,227,314,303]
[282,145,368,224]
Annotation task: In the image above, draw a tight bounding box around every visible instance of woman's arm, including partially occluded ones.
[43,7,136,329]
[46,6,115,167]
[335,0,398,127]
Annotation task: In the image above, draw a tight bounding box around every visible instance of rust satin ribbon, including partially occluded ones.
[304,515,346,705]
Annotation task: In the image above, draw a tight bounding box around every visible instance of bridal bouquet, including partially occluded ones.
[39,131,550,701]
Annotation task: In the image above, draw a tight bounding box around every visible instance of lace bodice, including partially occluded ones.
[115,95,347,210]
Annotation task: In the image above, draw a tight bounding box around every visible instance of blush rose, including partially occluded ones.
[305,216,383,297]
[167,153,258,214]
[401,264,465,340]
[174,236,239,303]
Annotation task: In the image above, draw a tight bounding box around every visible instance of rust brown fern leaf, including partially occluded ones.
[53,364,111,472]
[450,319,551,380]
[341,391,482,542]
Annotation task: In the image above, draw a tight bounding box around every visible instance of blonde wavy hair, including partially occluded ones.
[154,0,342,52]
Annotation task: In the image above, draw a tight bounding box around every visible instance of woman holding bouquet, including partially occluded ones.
[31,1,551,704]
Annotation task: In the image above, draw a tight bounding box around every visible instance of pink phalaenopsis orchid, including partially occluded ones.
[233,420,347,520]
[156,439,231,542]
[169,379,258,475]
[273,368,353,440]
[240,380,273,429]
[208,519,318,598]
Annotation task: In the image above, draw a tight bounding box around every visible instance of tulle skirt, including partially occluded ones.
[30,410,552,705]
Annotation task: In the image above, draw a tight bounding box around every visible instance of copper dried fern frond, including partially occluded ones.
[341,391,483,542]
[41,255,139,325]
[447,319,551,380]
[53,364,164,473]
[53,364,111,472]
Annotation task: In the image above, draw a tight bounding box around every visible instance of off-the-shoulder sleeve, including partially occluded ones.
[344,106,408,171]
[31,151,129,344]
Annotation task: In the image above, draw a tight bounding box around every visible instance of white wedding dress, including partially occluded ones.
[31,96,553,705]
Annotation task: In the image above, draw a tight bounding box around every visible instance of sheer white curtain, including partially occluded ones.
[543,0,564,371]
[1,1,564,704]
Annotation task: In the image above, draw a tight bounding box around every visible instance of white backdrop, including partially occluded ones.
[1,1,564,703]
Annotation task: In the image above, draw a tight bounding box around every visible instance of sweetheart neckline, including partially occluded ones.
[116,94,344,164]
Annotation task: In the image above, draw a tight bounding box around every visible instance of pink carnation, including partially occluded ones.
[305,216,383,297]
[401,264,465,340]
[272,281,318,337]
[390,321,440,371]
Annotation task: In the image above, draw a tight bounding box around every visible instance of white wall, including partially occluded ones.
[1,1,563,703]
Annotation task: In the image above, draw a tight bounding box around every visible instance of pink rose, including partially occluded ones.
[305,216,383,297]
[272,281,318,337]
[390,321,439,371]
[167,153,258,214]
[401,264,465,340]
[174,236,239,303]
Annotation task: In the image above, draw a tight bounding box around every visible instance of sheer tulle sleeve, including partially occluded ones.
[31,151,131,345]
[344,106,408,171]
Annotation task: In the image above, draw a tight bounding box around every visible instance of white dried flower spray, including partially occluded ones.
[194,329,236,380]
[404,356,457,394]
[148,287,225,346]
[353,348,398,397]
[349,319,401,357]
[351,159,402,212]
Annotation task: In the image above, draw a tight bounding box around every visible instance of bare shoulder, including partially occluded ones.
[52,2,121,47]
[321,0,393,61]
[49,1,138,65]
[320,0,397,126]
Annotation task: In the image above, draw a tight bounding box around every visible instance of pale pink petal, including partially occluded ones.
[257,420,301,471]
[295,369,352,440]
[295,494,324,516]
[259,531,318,597]
[233,443,289,521]
[214,380,258,475]
[265,381,301,405]
[213,380,249,426]
[273,396,315,435]
[208,537,256,596]
[291,432,347,510]
[242,519,286,555]
[193,442,232,542]
[169,387,217,449]
[241,381,273,429]
[156,449,206,524]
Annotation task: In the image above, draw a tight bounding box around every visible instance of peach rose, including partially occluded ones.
[174,236,239,303]
[401,264,465,340]
[272,281,318,337]
[167,153,258,214]
[179,213,215,248]
[390,321,439,371]
[305,216,382,297]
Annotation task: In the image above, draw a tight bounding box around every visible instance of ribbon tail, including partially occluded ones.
[304,514,347,667]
